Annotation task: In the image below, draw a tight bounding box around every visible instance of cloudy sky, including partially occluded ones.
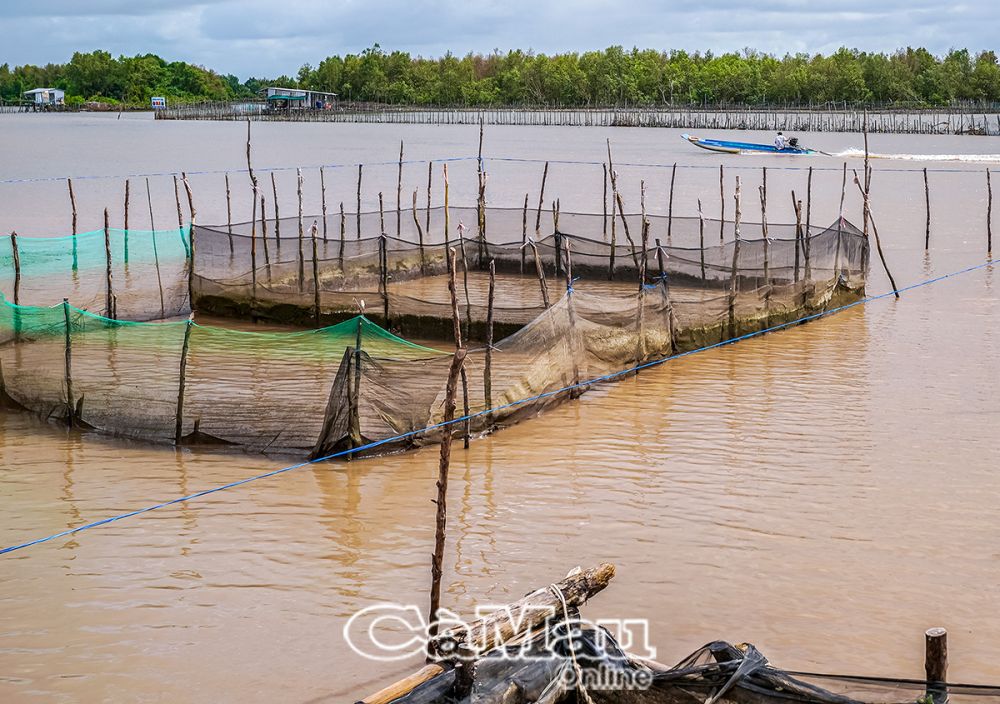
[0,0,989,78]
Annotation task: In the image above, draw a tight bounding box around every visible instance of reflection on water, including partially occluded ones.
[1,116,999,702]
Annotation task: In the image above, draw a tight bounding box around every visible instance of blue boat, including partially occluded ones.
[682,133,816,155]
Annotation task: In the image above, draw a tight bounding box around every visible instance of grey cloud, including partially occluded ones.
[0,0,993,77]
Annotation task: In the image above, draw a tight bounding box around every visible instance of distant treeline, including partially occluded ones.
[3,46,1000,108]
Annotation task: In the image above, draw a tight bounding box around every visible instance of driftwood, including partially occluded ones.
[363,563,616,704]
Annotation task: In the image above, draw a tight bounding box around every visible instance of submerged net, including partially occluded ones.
[0,205,867,454]
[388,626,1000,704]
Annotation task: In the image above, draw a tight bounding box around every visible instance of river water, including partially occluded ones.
[1,113,999,702]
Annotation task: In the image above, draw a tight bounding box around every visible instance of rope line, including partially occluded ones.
[1,155,996,186]
[0,157,480,186]
[0,256,994,557]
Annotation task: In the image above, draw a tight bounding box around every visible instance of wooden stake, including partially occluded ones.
[297,168,305,289]
[924,167,931,249]
[272,171,282,242]
[103,208,114,318]
[925,627,948,686]
[697,198,706,280]
[173,174,184,230]
[145,177,166,319]
[534,161,548,236]
[667,161,677,241]
[10,231,21,306]
[529,238,550,308]
[379,192,389,323]
[852,170,899,298]
[863,111,871,239]
[426,161,432,234]
[521,192,529,274]
[260,195,271,280]
[68,178,78,271]
[62,298,74,426]
[719,165,725,241]
[396,140,404,237]
[603,162,608,240]
[412,189,425,272]
[311,221,321,327]
[484,259,495,426]
[319,167,326,241]
[225,172,234,253]
[806,166,813,237]
[339,201,346,268]
[988,169,993,255]
[356,164,363,240]
[123,179,130,264]
[428,247,468,640]
[792,191,803,282]
[174,314,194,444]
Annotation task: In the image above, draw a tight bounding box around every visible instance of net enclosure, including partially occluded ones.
[0,205,867,455]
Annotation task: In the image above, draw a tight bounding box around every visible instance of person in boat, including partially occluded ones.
[774,132,787,150]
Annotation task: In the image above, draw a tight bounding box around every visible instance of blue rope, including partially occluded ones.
[0,256,994,557]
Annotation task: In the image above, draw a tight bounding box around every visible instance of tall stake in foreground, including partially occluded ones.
[852,170,899,298]
[428,247,468,643]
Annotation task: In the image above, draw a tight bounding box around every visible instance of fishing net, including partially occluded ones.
[0,227,191,320]
[387,625,1000,704]
[0,205,867,454]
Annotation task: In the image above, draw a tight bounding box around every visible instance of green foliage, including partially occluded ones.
[2,46,999,108]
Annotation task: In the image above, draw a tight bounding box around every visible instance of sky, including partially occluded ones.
[0,0,991,78]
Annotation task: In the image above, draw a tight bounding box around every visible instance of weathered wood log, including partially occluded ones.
[924,167,930,249]
[719,165,725,241]
[10,231,21,306]
[62,298,74,426]
[272,172,282,242]
[311,221,321,327]
[484,259,495,423]
[397,140,404,237]
[988,168,993,255]
[224,172,234,253]
[357,163,363,239]
[667,161,677,241]
[297,168,305,289]
[356,664,446,704]
[430,563,616,658]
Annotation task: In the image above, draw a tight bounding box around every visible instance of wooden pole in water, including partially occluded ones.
[603,163,609,240]
[806,165,813,236]
[123,179,130,264]
[225,172,234,253]
[863,111,872,239]
[174,313,194,444]
[68,178,78,271]
[311,221,321,327]
[319,167,327,241]
[521,193,529,274]
[988,169,993,255]
[396,140,404,237]
[145,177,166,319]
[925,627,948,687]
[484,259,495,426]
[62,298,74,426]
[792,191,803,282]
[667,162,677,241]
[173,174,184,231]
[356,164,363,239]
[339,201,346,268]
[697,198,706,280]
[413,189,426,272]
[297,168,305,289]
[924,167,931,249]
[719,165,725,241]
[852,170,899,298]
[426,161,432,234]
[9,231,21,306]
[428,246,468,641]
[534,161,549,236]
[272,172,282,242]
[182,173,197,308]
[103,208,114,319]
[379,193,389,324]
[728,177,742,336]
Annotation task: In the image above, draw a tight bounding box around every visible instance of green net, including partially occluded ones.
[0,227,191,320]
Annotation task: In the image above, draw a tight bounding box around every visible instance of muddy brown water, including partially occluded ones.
[1,113,999,702]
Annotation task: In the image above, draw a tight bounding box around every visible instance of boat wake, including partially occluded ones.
[834,147,1000,163]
